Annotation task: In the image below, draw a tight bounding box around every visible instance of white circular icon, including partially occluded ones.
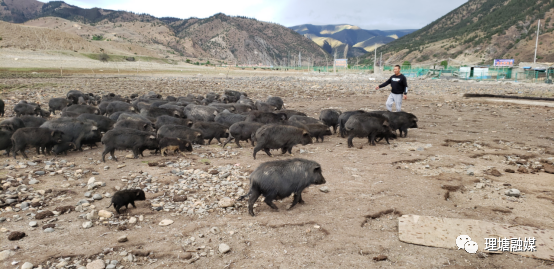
[464,241,479,254]
[456,235,471,249]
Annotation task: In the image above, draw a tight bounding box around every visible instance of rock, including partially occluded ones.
[21,262,33,269]
[210,227,220,234]
[173,195,187,202]
[319,186,329,193]
[182,252,192,260]
[219,243,231,254]
[128,217,137,224]
[106,264,115,269]
[55,206,75,214]
[29,221,38,227]
[125,154,134,159]
[55,261,68,269]
[117,235,128,243]
[504,168,515,173]
[98,210,112,218]
[475,183,485,189]
[88,177,96,184]
[8,231,26,241]
[82,221,93,229]
[117,165,126,169]
[373,255,387,261]
[29,179,39,185]
[158,219,174,226]
[132,250,150,257]
[505,189,521,197]
[44,228,55,233]
[93,194,103,200]
[517,167,528,174]
[218,197,234,208]
[84,192,92,198]
[543,164,554,174]
[466,169,474,176]
[0,250,14,261]
[86,210,98,220]
[35,171,45,175]
[490,169,502,177]
[86,259,105,269]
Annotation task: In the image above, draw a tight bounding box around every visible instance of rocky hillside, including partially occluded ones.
[357,0,554,66]
[0,0,328,65]
[290,24,416,58]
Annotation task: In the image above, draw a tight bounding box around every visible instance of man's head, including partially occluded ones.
[394,65,401,76]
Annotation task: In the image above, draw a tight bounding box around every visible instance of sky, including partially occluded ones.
[43,0,469,30]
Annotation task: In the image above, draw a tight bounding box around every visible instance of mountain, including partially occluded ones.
[290,24,417,58]
[357,0,554,66]
[0,0,328,65]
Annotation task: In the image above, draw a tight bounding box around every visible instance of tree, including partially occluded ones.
[440,60,448,68]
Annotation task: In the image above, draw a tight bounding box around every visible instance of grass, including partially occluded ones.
[0,82,60,92]
[81,53,179,64]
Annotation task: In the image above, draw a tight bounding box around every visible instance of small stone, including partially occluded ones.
[86,259,105,269]
[182,252,192,260]
[93,194,103,200]
[218,197,234,208]
[117,235,128,243]
[84,192,92,198]
[475,183,485,189]
[125,154,134,159]
[158,219,174,226]
[44,228,55,233]
[55,261,68,269]
[106,264,115,269]
[466,169,474,176]
[29,221,38,227]
[543,164,554,174]
[173,195,187,202]
[98,210,112,218]
[210,227,220,234]
[373,255,387,261]
[490,168,502,177]
[517,167,528,174]
[21,262,33,269]
[218,243,231,254]
[505,189,521,197]
[29,179,39,185]
[319,186,329,193]
[117,165,126,169]
[35,171,45,175]
[139,215,144,222]
[82,221,93,229]
[128,217,137,224]
[8,231,26,241]
[504,168,515,173]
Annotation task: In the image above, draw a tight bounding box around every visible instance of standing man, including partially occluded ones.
[375,65,408,112]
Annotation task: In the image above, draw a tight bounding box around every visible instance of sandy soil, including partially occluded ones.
[0,73,553,269]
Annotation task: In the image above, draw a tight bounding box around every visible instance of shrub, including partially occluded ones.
[92,35,103,41]
[0,36,2,41]
[440,60,448,68]
[126,57,135,61]
[186,59,191,63]
[98,53,110,62]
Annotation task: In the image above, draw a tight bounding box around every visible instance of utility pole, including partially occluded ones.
[380,52,382,71]
[333,51,337,74]
[534,19,540,64]
[374,47,376,73]
[298,52,301,68]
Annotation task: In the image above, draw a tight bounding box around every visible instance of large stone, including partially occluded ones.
[218,197,234,208]
[8,231,26,241]
[93,194,103,200]
[218,243,231,254]
[86,259,105,269]
[159,219,174,226]
[543,164,554,174]
[319,186,329,193]
[35,210,54,220]
[21,262,34,269]
[0,250,14,261]
[489,169,502,177]
[128,217,137,224]
[98,210,113,218]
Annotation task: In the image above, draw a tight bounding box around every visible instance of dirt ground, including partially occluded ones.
[0,73,554,269]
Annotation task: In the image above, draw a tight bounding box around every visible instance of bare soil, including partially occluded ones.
[0,74,553,269]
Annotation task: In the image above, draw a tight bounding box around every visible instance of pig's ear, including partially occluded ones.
[383,120,390,127]
[149,135,156,139]
[136,191,141,196]
[302,130,309,136]
[185,143,190,147]
[313,166,322,173]
[51,131,55,136]
[143,124,148,129]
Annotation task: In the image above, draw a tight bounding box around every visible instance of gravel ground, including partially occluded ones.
[0,73,553,269]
